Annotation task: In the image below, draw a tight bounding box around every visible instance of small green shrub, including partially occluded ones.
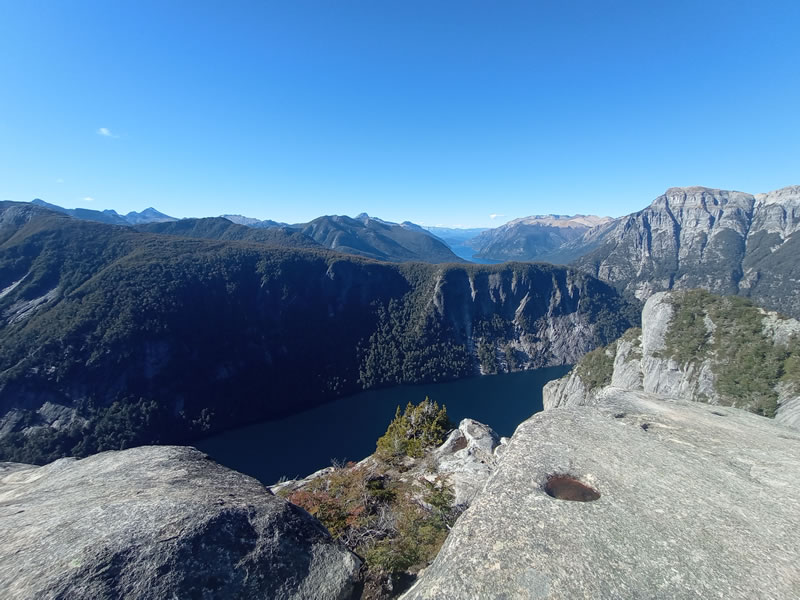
[375,398,452,460]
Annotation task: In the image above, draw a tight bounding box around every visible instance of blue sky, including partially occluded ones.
[1,1,798,227]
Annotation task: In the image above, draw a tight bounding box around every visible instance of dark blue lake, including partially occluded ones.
[194,365,570,485]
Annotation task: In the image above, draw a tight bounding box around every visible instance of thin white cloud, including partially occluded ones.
[55,178,64,184]
[97,127,118,138]
[489,213,505,220]
[82,196,95,203]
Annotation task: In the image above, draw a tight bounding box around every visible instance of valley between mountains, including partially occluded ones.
[2,185,800,599]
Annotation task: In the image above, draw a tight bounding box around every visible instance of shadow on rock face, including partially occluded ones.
[544,474,601,502]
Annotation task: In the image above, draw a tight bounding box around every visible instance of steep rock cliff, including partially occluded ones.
[544,290,800,429]
[561,186,800,318]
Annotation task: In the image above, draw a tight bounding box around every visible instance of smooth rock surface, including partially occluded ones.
[404,390,800,599]
[430,418,501,506]
[0,446,361,600]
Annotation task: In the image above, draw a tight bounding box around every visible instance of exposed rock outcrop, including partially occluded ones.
[555,185,800,318]
[404,391,800,599]
[544,290,800,428]
[429,418,504,506]
[272,418,504,509]
[0,446,361,600]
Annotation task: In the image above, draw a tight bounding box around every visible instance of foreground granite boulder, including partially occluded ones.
[403,390,800,599]
[0,446,361,600]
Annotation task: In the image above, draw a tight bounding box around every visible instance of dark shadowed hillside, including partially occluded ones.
[0,202,636,464]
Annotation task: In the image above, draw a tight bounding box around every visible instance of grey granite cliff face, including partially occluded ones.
[430,266,628,372]
[404,391,800,599]
[566,186,800,318]
[544,291,800,429]
[0,446,361,600]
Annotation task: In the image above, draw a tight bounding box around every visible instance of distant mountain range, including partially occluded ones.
[220,214,288,228]
[295,213,461,263]
[423,227,491,262]
[136,217,320,249]
[22,187,800,319]
[30,199,176,226]
[465,215,613,262]
[28,201,461,264]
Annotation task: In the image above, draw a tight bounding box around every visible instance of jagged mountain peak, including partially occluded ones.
[124,207,175,224]
[567,185,800,316]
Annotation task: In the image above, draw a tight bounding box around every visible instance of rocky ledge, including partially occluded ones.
[545,290,800,429]
[404,390,800,599]
[0,446,361,600]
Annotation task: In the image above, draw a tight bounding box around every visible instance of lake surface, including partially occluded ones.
[194,365,570,485]
[448,244,504,264]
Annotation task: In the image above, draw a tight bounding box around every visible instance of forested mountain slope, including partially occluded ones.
[296,213,463,263]
[136,217,320,248]
[0,202,636,463]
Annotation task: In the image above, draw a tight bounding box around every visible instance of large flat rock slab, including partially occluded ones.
[0,446,360,600]
[404,390,800,599]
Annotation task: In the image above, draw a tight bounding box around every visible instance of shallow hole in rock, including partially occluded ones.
[544,474,601,502]
[451,436,468,452]
[613,412,626,419]
[710,411,726,417]
[641,423,651,431]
